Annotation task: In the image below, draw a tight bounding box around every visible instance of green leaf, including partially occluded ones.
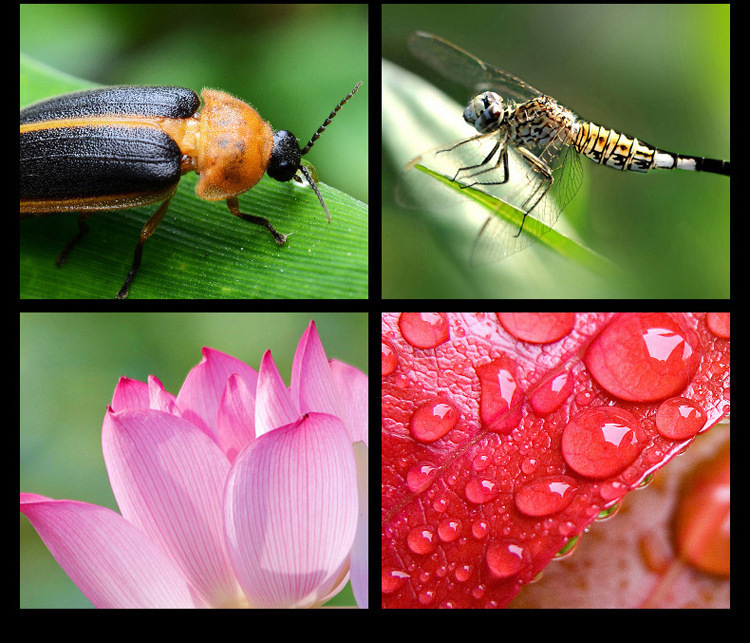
[20,54,368,299]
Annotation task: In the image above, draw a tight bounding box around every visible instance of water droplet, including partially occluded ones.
[454,564,473,582]
[472,520,489,539]
[575,390,594,406]
[706,312,730,339]
[438,518,462,542]
[382,340,398,376]
[476,356,524,434]
[530,369,574,416]
[655,396,707,440]
[418,589,435,605]
[521,457,538,475]
[562,407,645,479]
[406,462,439,493]
[382,567,409,594]
[433,496,448,513]
[554,534,580,559]
[472,451,491,471]
[584,313,702,402]
[465,477,499,504]
[486,541,527,578]
[398,312,450,349]
[407,526,437,555]
[409,398,459,443]
[515,475,578,517]
[497,312,576,343]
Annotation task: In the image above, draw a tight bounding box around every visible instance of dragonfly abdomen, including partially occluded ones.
[575,120,730,175]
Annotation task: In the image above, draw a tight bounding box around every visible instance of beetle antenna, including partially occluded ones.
[300,82,362,156]
[298,164,331,222]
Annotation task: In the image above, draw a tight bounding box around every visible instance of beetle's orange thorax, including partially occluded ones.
[191,89,274,201]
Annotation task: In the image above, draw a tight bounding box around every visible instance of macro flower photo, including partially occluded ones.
[21,317,367,608]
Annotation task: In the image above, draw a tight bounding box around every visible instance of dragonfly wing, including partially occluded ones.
[409,31,544,104]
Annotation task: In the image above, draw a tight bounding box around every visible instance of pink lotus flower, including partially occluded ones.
[20,321,368,608]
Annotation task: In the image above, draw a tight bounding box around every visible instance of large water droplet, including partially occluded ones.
[530,369,574,416]
[655,396,707,440]
[497,313,576,343]
[409,398,459,443]
[398,312,450,348]
[476,356,524,433]
[486,541,527,578]
[562,407,645,479]
[583,313,702,402]
[515,475,578,517]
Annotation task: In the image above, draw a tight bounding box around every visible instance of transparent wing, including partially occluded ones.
[408,31,544,104]
[398,130,583,264]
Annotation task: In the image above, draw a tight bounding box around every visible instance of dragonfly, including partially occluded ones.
[400,31,731,265]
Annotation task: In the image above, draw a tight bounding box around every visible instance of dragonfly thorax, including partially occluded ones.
[464,91,507,134]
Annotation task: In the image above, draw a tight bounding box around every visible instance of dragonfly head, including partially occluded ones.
[464,91,505,134]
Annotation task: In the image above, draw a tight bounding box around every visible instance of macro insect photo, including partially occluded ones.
[20,5,367,299]
[383,5,729,299]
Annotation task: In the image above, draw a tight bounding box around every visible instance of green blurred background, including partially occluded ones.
[20,313,367,608]
[383,4,730,298]
[20,4,368,204]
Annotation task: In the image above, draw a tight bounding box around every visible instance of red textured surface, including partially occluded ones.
[382,313,730,608]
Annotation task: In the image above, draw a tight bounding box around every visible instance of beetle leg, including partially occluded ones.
[56,212,96,267]
[116,197,172,299]
[226,196,287,245]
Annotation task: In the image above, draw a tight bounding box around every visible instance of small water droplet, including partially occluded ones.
[438,518,462,542]
[584,313,702,402]
[515,475,578,517]
[521,457,538,475]
[655,396,706,440]
[472,520,489,539]
[454,564,473,582]
[530,369,574,416]
[409,398,459,443]
[465,477,499,504]
[407,526,437,555]
[562,407,645,479]
[486,541,527,578]
[398,312,450,349]
[406,462,438,493]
